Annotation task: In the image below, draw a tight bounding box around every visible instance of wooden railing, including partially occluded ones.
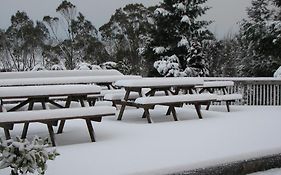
[204,77,281,105]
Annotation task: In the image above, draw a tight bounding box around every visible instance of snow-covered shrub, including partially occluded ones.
[31,65,47,71]
[116,59,133,75]
[50,64,66,71]
[0,137,59,175]
[91,65,102,70]
[154,8,170,16]
[75,62,93,70]
[154,55,181,77]
[100,62,117,69]
[274,66,281,77]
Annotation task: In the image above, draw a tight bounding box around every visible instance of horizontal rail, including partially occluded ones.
[204,77,281,105]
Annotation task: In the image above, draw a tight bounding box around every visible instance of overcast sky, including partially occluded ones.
[0,0,251,39]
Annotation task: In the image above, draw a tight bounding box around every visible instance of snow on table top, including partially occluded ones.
[0,69,123,79]
[135,93,217,104]
[199,81,234,88]
[0,85,101,98]
[216,94,243,101]
[114,77,204,88]
[104,91,141,100]
[204,77,281,81]
[0,75,141,86]
[0,106,116,123]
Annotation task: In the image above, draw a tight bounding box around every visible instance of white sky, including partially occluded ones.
[0,0,251,39]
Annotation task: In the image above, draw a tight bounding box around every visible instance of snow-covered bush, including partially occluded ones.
[50,64,66,71]
[0,137,59,175]
[100,62,117,69]
[91,65,102,70]
[31,65,47,71]
[75,62,93,70]
[274,66,281,77]
[154,55,181,77]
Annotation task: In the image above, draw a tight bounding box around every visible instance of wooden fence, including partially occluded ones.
[204,77,281,105]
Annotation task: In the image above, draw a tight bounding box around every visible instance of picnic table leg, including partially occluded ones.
[4,128,11,140]
[170,106,178,121]
[47,123,56,147]
[85,119,96,142]
[226,101,230,112]
[8,99,31,112]
[79,99,86,107]
[57,96,72,134]
[21,100,34,139]
[117,90,131,120]
[88,98,97,106]
[41,99,47,110]
[166,88,181,115]
[206,102,211,110]
[47,99,65,108]
[143,107,153,123]
[194,103,203,119]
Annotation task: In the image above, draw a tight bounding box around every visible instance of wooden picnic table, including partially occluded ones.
[196,81,242,112]
[114,77,204,120]
[0,75,141,89]
[0,84,103,137]
[0,84,102,111]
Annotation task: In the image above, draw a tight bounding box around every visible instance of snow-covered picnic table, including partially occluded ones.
[113,77,208,122]
[0,75,141,88]
[0,84,102,111]
[197,81,243,112]
[0,84,116,146]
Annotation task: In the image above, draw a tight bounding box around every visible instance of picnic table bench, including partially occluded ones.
[0,106,116,146]
[196,81,243,112]
[134,94,217,123]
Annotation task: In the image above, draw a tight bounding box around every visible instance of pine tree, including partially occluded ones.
[144,0,213,77]
[238,0,281,76]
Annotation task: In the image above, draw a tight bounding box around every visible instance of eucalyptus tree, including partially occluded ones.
[2,11,48,71]
[43,0,109,70]
[99,3,155,75]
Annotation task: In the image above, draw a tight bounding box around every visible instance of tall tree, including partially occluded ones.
[144,0,213,77]
[43,0,109,69]
[99,3,155,75]
[238,0,281,76]
[1,11,48,71]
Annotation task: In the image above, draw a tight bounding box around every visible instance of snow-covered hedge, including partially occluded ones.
[0,137,59,175]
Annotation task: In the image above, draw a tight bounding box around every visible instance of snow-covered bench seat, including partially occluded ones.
[196,81,234,93]
[104,90,167,107]
[207,94,243,112]
[134,94,217,123]
[0,106,116,146]
[196,81,243,112]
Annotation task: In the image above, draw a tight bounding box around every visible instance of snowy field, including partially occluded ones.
[0,104,281,175]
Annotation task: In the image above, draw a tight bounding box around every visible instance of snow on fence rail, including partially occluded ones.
[204,77,281,105]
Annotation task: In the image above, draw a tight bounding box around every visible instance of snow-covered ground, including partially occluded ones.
[0,104,281,175]
[248,168,281,175]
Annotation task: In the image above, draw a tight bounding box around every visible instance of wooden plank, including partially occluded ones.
[86,119,96,142]
[117,90,131,120]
